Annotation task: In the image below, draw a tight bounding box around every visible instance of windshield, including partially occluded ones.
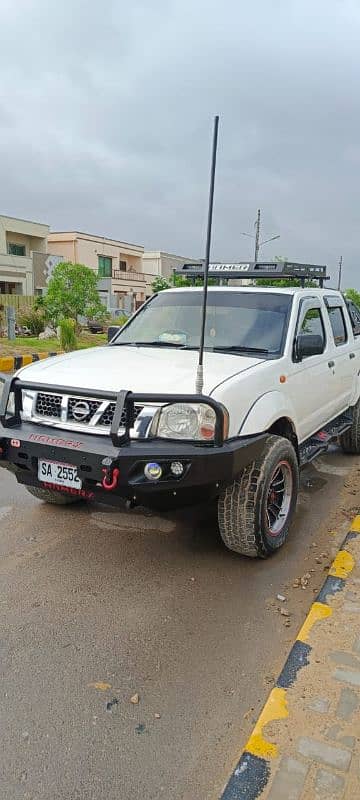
[112,291,292,355]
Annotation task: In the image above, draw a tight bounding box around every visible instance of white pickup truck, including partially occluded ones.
[1,262,360,558]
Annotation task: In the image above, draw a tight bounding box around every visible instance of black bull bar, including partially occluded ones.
[0,374,268,507]
[0,374,226,447]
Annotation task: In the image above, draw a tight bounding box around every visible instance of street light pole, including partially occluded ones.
[254,208,261,262]
[240,210,280,260]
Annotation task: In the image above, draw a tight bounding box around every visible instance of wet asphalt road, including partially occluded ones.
[0,449,359,800]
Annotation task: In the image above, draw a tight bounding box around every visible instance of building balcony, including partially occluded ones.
[112,269,156,284]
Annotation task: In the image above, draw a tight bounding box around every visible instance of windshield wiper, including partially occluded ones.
[112,340,187,348]
[210,345,269,355]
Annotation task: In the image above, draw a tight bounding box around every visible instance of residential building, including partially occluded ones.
[48,230,156,311]
[0,215,49,295]
[142,251,200,281]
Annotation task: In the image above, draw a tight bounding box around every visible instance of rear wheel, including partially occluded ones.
[25,486,83,505]
[339,399,360,454]
[218,435,299,558]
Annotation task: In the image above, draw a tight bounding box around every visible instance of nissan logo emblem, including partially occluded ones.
[71,400,90,421]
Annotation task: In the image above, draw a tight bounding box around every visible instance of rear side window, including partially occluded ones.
[346,300,360,336]
[327,307,347,346]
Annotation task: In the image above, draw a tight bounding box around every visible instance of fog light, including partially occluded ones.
[170,461,184,477]
[144,462,162,481]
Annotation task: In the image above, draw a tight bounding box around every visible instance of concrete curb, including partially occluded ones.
[0,352,61,373]
[219,514,360,800]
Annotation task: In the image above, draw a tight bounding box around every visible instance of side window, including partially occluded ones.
[346,300,360,336]
[327,307,347,346]
[300,308,325,340]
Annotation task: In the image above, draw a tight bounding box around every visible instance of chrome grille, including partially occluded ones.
[32,391,145,434]
[36,392,62,419]
[99,403,143,427]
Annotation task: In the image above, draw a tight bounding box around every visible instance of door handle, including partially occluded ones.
[328,360,335,368]
[350,352,356,359]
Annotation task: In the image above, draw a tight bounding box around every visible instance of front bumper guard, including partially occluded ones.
[0,374,267,504]
[0,375,226,447]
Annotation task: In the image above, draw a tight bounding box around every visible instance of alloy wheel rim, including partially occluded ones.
[265,460,293,537]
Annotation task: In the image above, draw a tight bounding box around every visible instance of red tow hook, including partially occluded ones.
[101,467,120,491]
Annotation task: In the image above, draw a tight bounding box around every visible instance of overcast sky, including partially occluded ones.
[1,0,360,286]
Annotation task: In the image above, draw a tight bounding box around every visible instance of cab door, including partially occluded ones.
[286,298,338,441]
[324,296,354,413]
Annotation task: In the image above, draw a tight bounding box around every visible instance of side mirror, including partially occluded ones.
[295,333,324,360]
[107,325,121,343]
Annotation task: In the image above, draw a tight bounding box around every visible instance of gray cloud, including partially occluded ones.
[1,0,360,285]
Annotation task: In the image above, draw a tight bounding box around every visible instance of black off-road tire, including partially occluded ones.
[25,486,83,505]
[339,399,360,454]
[218,435,299,558]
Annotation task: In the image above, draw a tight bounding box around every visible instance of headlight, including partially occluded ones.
[150,402,229,442]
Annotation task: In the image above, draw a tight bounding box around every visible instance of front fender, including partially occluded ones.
[239,391,299,437]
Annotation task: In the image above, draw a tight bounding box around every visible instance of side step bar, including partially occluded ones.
[299,411,353,467]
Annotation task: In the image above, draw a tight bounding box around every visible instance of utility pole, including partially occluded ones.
[337,255,343,290]
[254,208,261,262]
[240,210,279,258]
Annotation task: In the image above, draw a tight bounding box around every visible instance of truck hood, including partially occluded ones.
[17,345,264,396]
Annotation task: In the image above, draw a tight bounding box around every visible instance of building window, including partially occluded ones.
[98,255,112,277]
[119,260,127,272]
[7,242,26,256]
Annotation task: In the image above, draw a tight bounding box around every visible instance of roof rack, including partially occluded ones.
[174,261,329,287]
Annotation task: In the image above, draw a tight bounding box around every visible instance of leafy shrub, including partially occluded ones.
[151,276,170,292]
[18,307,46,336]
[59,318,77,352]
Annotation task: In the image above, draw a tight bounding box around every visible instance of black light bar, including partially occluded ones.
[174,261,329,285]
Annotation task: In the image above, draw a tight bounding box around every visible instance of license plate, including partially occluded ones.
[38,459,82,489]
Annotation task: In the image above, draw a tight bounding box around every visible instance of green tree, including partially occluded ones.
[151,276,170,293]
[255,257,317,288]
[344,288,360,309]
[152,273,217,292]
[43,262,106,324]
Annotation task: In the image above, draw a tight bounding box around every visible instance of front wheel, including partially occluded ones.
[25,486,84,505]
[218,435,299,558]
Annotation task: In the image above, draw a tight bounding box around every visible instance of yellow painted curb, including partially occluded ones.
[297,602,332,644]
[245,687,288,759]
[350,516,360,533]
[0,352,61,373]
[329,550,355,579]
[0,356,15,372]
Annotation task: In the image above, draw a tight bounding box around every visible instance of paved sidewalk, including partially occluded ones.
[221,516,360,800]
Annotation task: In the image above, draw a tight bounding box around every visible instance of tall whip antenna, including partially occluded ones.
[195,114,219,394]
